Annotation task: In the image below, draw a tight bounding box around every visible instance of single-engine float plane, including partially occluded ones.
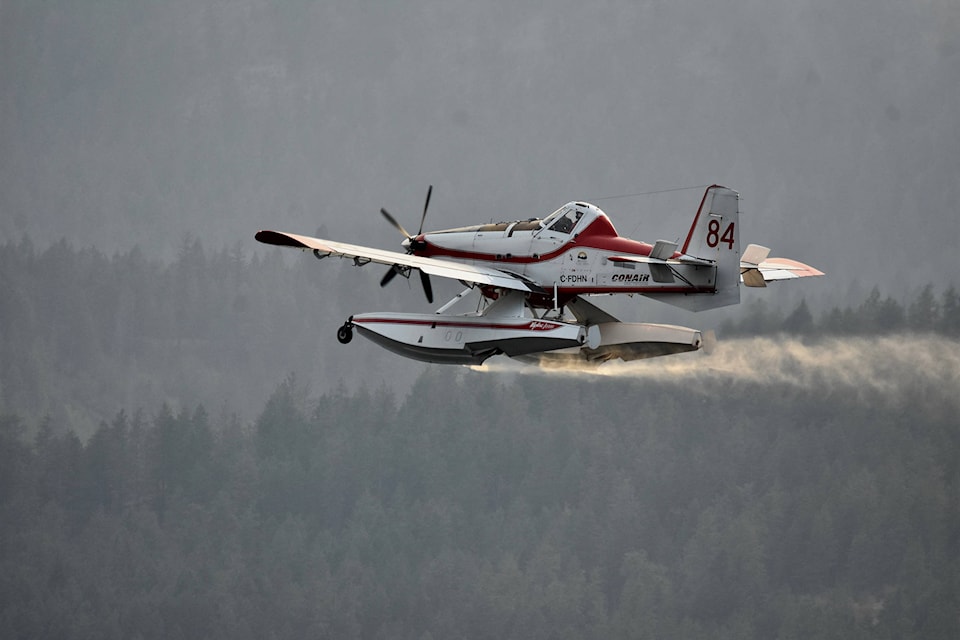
[256,185,822,365]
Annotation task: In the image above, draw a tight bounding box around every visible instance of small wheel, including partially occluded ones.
[337,323,353,344]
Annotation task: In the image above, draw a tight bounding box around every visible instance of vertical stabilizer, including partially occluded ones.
[684,185,740,309]
[682,186,739,258]
[652,185,741,311]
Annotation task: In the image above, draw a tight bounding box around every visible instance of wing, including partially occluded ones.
[255,230,542,293]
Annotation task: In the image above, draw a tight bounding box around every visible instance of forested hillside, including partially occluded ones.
[2,236,958,437]
[3,2,958,635]
[0,237,426,435]
[2,236,959,637]
[2,364,958,638]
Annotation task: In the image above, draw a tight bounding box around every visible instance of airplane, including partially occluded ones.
[255,184,822,366]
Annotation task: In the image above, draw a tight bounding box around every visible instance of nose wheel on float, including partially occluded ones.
[337,320,354,344]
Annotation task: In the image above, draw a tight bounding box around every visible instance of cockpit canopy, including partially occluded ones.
[425,201,615,238]
[538,202,612,236]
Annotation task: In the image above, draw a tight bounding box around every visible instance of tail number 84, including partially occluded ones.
[707,220,735,250]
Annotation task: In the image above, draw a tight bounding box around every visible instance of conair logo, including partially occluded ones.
[612,273,650,283]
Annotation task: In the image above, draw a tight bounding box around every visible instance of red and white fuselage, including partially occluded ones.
[407,200,715,308]
[255,185,822,365]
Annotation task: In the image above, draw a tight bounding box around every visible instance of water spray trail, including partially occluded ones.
[471,335,960,408]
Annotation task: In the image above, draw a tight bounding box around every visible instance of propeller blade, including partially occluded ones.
[418,184,433,236]
[381,208,412,240]
[419,269,434,304]
[380,265,399,287]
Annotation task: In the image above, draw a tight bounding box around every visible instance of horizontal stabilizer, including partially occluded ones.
[650,240,678,260]
[608,253,713,267]
[740,243,770,266]
[740,255,824,287]
[741,268,767,288]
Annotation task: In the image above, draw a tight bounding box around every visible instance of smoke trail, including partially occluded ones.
[471,334,960,408]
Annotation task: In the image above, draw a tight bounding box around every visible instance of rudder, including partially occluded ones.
[669,185,742,310]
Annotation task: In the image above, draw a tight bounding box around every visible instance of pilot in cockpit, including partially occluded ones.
[548,209,583,234]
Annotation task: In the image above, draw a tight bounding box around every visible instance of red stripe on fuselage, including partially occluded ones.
[352,318,564,331]
[520,286,715,309]
[558,286,713,294]
[681,184,722,254]
[416,216,658,263]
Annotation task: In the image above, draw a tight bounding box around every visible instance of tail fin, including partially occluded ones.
[682,185,739,258]
[663,185,742,311]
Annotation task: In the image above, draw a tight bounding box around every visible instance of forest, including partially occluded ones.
[3,1,959,636]
[1,237,959,638]
[2,236,958,436]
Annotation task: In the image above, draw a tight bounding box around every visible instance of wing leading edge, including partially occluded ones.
[255,230,541,293]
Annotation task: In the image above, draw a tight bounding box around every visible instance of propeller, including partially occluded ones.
[419,269,433,304]
[380,207,413,241]
[379,185,434,303]
[418,184,432,237]
[380,265,401,288]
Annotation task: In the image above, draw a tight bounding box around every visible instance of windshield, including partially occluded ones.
[545,207,582,234]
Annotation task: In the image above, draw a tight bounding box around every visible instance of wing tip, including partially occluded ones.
[255,230,309,249]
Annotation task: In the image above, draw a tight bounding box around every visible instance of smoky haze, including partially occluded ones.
[475,334,960,413]
[1,0,958,299]
[3,4,960,637]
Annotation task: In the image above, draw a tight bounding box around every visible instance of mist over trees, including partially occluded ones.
[1,233,959,638]
[722,284,960,338]
[2,1,959,636]
[2,0,958,291]
[2,361,958,638]
[0,236,426,435]
[2,235,957,436]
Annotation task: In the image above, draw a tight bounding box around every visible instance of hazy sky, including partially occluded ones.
[2,0,958,297]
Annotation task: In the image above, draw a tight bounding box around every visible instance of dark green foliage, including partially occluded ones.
[3,236,956,436]
[940,286,960,337]
[723,284,960,338]
[0,236,399,436]
[2,368,958,639]
[2,236,958,638]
